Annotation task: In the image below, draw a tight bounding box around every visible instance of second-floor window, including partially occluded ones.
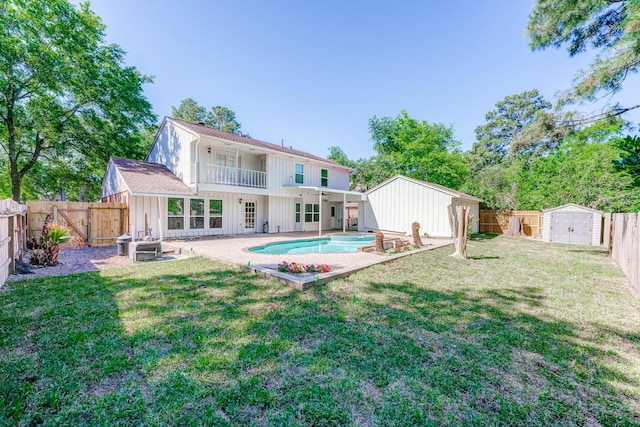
[295,163,304,184]
[321,169,328,187]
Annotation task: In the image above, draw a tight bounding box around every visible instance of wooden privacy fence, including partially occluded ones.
[603,213,640,294]
[0,199,28,289]
[479,210,544,238]
[27,201,128,247]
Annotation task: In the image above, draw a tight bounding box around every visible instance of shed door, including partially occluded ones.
[571,213,593,245]
[551,213,573,244]
[550,212,592,245]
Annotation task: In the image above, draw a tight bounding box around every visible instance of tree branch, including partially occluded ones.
[560,104,640,127]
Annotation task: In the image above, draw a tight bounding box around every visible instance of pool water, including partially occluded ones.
[249,234,375,255]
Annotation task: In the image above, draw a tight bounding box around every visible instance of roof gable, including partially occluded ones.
[367,175,483,202]
[542,203,603,214]
[109,157,196,197]
[166,117,351,171]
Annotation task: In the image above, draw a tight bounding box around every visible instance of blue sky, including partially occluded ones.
[82,0,639,160]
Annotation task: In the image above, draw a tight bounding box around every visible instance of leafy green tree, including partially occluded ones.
[209,106,242,135]
[611,135,640,187]
[369,110,467,189]
[517,121,638,212]
[469,90,552,172]
[0,0,155,202]
[171,98,207,124]
[326,146,390,191]
[349,157,395,192]
[461,162,520,210]
[327,146,354,167]
[172,99,243,135]
[528,0,640,116]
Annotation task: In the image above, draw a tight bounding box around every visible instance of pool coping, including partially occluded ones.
[167,234,452,290]
[243,234,377,255]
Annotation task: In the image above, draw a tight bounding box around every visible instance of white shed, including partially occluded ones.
[542,204,602,246]
[359,175,482,237]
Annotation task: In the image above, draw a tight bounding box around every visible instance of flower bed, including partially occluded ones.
[277,261,331,274]
[387,241,422,256]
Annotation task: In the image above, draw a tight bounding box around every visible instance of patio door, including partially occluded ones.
[330,205,337,229]
[244,201,256,233]
[294,201,303,231]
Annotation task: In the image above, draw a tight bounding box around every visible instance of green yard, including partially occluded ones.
[1,236,639,426]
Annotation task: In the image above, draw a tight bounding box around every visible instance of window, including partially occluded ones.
[190,199,204,229]
[209,199,223,228]
[305,203,320,222]
[295,163,304,184]
[168,198,184,230]
[321,169,328,187]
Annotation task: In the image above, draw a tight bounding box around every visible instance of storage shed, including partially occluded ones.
[542,204,602,246]
[359,175,482,237]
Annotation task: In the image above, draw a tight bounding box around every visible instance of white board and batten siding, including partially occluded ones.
[101,161,129,199]
[130,192,271,239]
[147,120,199,183]
[543,204,602,246]
[360,175,481,237]
[265,155,350,195]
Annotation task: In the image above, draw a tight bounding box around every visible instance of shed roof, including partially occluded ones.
[110,157,196,197]
[542,203,603,214]
[165,117,351,171]
[367,175,483,202]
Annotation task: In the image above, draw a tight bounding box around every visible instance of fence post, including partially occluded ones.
[7,216,14,275]
[87,206,92,247]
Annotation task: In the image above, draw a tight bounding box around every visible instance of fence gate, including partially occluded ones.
[27,201,128,246]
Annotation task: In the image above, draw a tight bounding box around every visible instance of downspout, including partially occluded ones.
[194,135,201,193]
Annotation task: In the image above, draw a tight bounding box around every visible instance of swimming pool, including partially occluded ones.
[249,234,375,255]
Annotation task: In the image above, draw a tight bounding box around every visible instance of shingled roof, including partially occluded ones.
[111,157,196,196]
[168,117,351,170]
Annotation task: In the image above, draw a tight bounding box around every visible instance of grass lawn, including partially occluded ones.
[1,236,640,426]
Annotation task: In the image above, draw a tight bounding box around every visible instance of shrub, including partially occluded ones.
[27,215,71,266]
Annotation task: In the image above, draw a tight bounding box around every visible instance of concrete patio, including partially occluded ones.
[165,231,453,289]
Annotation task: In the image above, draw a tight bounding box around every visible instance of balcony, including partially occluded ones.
[193,163,266,189]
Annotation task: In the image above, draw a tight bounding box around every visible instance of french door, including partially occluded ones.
[244,202,256,233]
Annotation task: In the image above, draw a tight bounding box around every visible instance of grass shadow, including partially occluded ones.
[470,233,500,241]
[1,249,639,426]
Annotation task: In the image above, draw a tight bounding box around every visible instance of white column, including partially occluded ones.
[157,196,163,240]
[318,192,322,237]
[235,148,239,185]
[343,192,346,233]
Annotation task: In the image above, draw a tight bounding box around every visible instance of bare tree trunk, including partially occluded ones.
[447,205,470,259]
[375,231,385,252]
[505,217,524,237]
[412,221,423,246]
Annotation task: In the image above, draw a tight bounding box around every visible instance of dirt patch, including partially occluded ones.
[8,246,137,280]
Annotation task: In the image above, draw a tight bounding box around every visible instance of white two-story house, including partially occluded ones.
[101,117,365,240]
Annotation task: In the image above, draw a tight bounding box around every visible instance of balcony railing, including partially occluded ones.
[195,163,266,189]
